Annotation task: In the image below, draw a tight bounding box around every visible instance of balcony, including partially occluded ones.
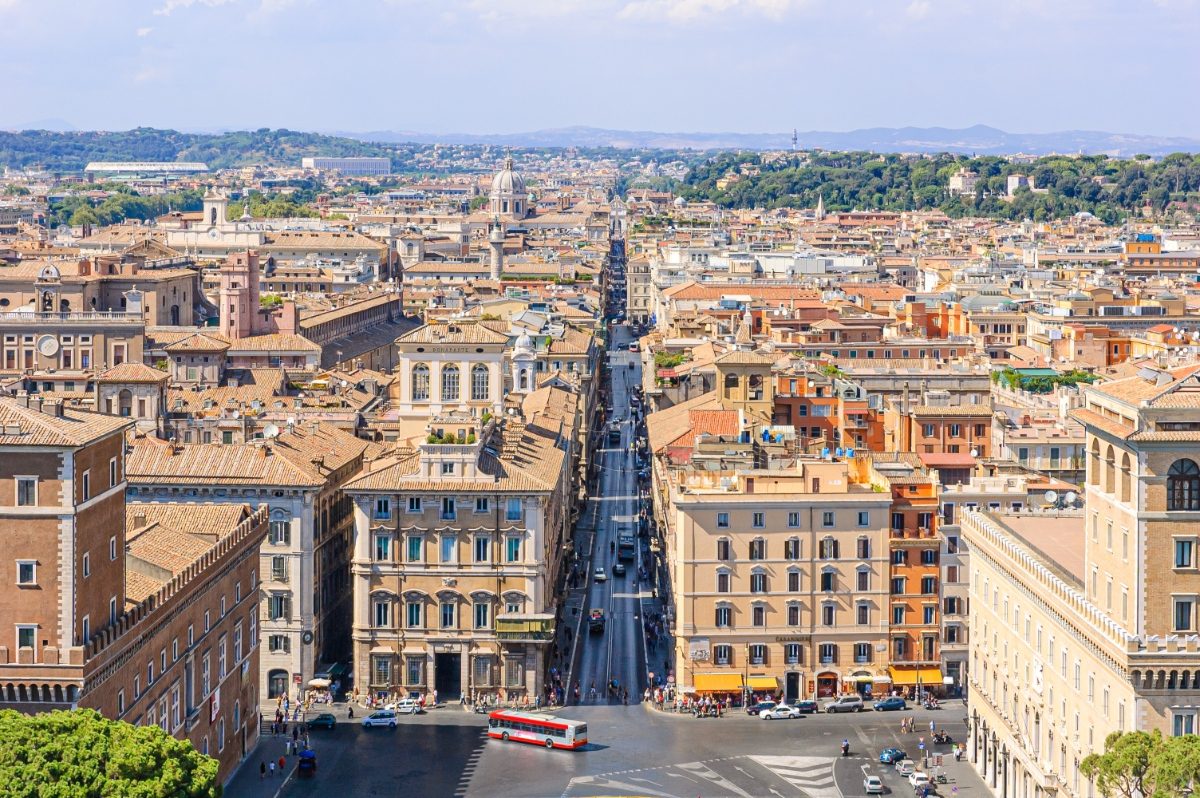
[495,614,555,643]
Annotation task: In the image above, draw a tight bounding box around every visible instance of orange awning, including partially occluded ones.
[693,673,745,692]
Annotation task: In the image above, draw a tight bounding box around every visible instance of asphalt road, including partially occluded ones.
[575,322,648,708]
[232,704,984,798]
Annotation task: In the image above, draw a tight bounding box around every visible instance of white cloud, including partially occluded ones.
[905,0,931,19]
[153,0,236,17]
[617,0,802,22]
[136,26,154,36]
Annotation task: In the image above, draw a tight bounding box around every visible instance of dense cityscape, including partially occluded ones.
[3,2,1200,796]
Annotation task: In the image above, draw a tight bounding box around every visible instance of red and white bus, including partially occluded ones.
[487,709,588,750]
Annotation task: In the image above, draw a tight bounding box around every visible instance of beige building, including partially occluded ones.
[964,362,1200,798]
[660,456,892,703]
[345,386,579,703]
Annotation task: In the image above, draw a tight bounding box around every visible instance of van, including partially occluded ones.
[362,709,397,728]
[824,695,864,713]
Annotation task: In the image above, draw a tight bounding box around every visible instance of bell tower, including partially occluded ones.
[202,187,229,229]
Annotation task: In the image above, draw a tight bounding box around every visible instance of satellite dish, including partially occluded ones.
[263,424,280,439]
[1044,490,1059,504]
[232,410,240,419]
[1064,491,1078,505]
[970,448,979,457]
[286,417,296,427]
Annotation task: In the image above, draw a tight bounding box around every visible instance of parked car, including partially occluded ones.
[879,747,908,764]
[594,566,607,583]
[794,700,819,714]
[895,759,916,776]
[864,775,885,795]
[307,713,337,730]
[825,695,864,713]
[759,704,802,720]
[873,696,907,711]
[362,710,397,729]
[910,772,931,788]
[391,697,422,715]
[745,700,777,716]
[628,343,639,352]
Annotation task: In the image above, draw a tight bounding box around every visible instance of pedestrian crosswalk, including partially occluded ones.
[748,756,839,798]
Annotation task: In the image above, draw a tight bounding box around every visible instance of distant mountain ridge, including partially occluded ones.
[340,124,1200,157]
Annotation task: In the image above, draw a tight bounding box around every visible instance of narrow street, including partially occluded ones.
[573,321,649,706]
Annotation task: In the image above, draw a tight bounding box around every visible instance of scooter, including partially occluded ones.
[840,741,850,757]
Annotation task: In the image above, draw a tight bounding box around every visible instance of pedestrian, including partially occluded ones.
[260,761,266,780]
[268,761,276,778]
[433,689,439,706]
[292,726,299,742]
[278,755,286,774]
[930,720,936,733]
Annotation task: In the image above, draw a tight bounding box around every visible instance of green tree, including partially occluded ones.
[1081,730,1200,798]
[0,708,220,797]
[68,206,99,227]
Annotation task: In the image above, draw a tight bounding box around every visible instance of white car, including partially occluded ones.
[864,776,885,795]
[759,704,801,720]
[910,772,931,788]
[362,709,397,729]
[386,698,421,715]
[895,759,916,776]
[594,566,607,582]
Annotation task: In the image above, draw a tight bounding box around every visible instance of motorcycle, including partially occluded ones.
[840,741,850,757]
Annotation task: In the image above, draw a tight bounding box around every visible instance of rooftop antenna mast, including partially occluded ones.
[791,128,798,152]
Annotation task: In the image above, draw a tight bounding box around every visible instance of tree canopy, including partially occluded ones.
[0,709,221,798]
[678,150,1200,223]
[1081,730,1200,798]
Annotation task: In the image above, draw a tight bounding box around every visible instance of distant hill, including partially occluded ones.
[0,128,406,172]
[343,124,1200,157]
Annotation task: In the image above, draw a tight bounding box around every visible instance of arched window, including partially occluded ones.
[519,368,529,391]
[1120,452,1132,504]
[441,365,460,402]
[117,389,133,418]
[724,373,739,391]
[267,669,289,699]
[411,364,429,401]
[471,365,490,401]
[1089,439,1101,485]
[1168,459,1200,511]
[1104,445,1116,494]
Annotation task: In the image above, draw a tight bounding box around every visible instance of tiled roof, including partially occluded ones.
[163,333,229,353]
[715,351,775,366]
[125,502,253,601]
[0,398,132,447]
[1089,364,1200,406]
[907,405,994,417]
[97,362,170,384]
[396,320,511,346]
[645,390,725,454]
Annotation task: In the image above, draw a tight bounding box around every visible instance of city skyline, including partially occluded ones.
[1,0,1198,137]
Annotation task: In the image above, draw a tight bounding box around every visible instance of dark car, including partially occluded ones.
[746,700,777,716]
[873,696,908,712]
[307,712,337,729]
[879,747,908,764]
[795,700,818,714]
[613,563,627,577]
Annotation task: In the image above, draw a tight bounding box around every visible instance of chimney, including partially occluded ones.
[132,512,147,530]
[16,390,30,408]
[30,395,43,413]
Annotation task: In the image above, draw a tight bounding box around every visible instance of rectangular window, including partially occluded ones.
[787,604,800,626]
[505,498,522,522]
[857,511,870,527]
[407,497,422,513]
[1176,539,1196,569]
[440,535,456,564]
[715,607,731,627]
[440,497,456,521]
[921,576,937,594]
[716,512,730,529]
[749,644,766,665]
[374,498,391,520]
[268,634,290,653]
[16,560,36,586]
[753,605,766,627]
[891,577,906,594]
[784,538,800,559]
[854,642,871,663]
[857,604,869,625]
[787,512,800,528]
[475,497,489,514]
[752,511,765,528]
[81,470,90,502]
[474,603,490,629]
[1175,598,1194,632]
[407,536,423,562]
[923,605,936,624]
[1174,713,1196,736]
[269,521,290,546]
[109,458,118,488]
[717,539,731,560]
[440,603,455,629]
[857,569,869,591]
[822,511,834,527]
[819,643,836,664]
[785,643,801,664]
[788,571,800,592]
[749,539,765,560]
[857,538,870,559]
[374,536,390,561]
[717,572,731,593]
[16,476,37,506]
[474,536,490,563]
[750,572,767,593]
[374,601,390,627]
[407,658,425,686]
[407,602,422,628]
[893,605,906,624]
[820,571,834,591]
[715,645,732,665]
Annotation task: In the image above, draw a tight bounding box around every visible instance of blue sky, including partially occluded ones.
[1,0,1197,136]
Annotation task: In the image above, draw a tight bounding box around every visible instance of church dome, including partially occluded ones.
[491,157,526,197]
[514,331,534,354]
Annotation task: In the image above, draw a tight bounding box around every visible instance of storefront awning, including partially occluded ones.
[693,673,745,692]
[844,674,876,683]
[747,676,778,690]
[888,667,943,686]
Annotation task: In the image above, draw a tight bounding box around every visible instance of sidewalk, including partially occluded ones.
[223,725,303,798]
